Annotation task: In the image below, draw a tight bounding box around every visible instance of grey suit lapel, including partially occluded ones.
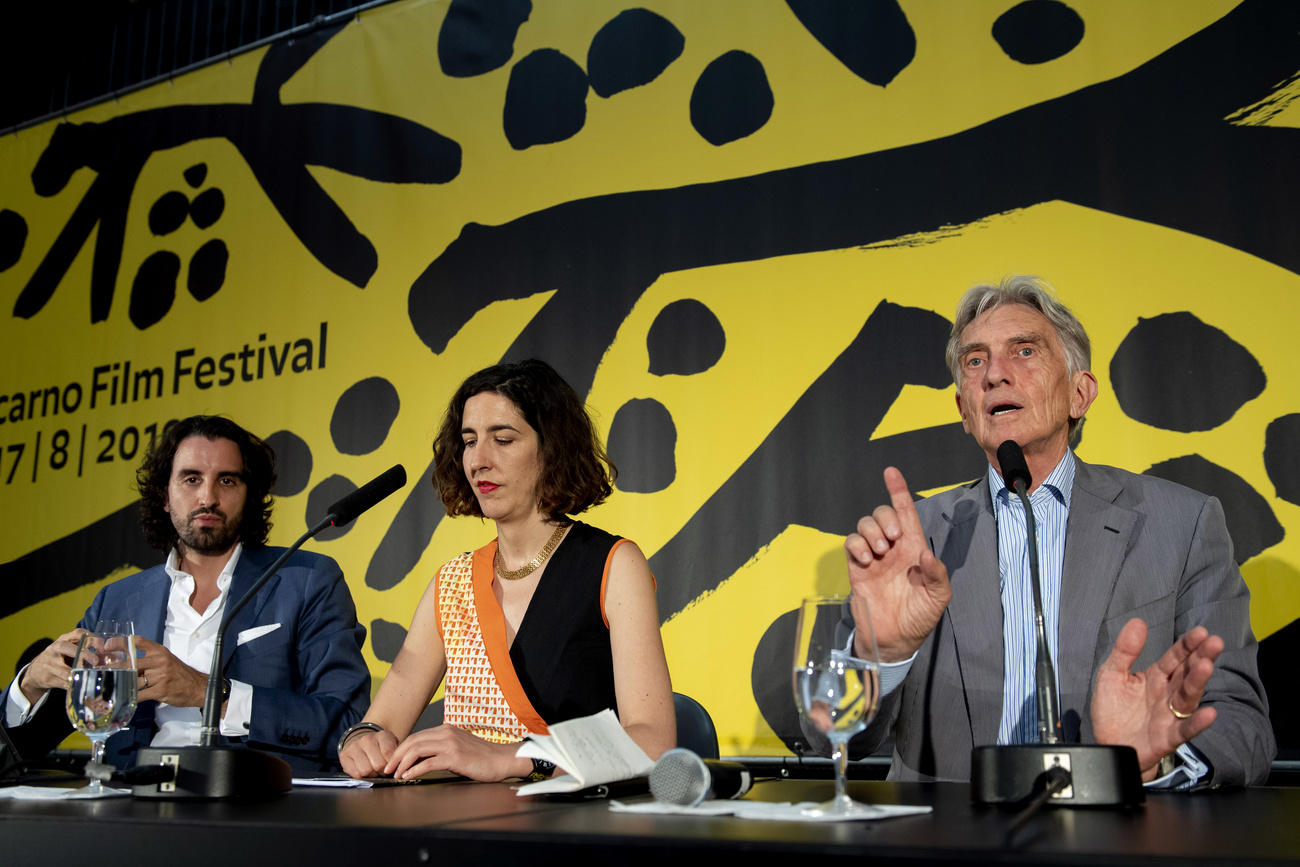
[1058,459,1137,725]
[931,479,1005,746]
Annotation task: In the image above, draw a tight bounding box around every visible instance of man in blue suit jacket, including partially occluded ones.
[834,277,1272,788]
[3,415,369,775]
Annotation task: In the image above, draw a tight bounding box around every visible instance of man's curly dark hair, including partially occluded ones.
[432,359,616,522]
[136,415,277,552]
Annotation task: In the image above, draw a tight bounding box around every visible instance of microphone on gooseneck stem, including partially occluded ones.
[996,439,1032,495]
[327,464,407,528]
[970,440,1142,816]
[996,439,1060,745]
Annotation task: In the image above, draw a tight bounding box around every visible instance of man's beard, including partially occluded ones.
[175,508,241,555]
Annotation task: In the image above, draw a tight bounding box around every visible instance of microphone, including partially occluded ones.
[327,465,406,527]
[971,442,1141,809]
[996,439,1032,494]
[996,440,1059,745]
[649,748,752,806]
[133,465,408,800]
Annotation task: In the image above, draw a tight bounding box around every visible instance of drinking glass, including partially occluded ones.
[792,595,881,816]
[66,620,138,794]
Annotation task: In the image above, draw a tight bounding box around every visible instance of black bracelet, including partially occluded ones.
[525,758,556,782]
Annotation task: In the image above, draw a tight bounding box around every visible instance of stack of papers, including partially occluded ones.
[516,709,653,796]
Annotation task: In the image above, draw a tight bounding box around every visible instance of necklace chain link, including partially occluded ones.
[494,522,568,580]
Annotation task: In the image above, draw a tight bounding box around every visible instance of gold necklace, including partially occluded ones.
[495,522,569,581]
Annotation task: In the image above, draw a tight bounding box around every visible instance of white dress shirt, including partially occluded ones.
[153,543,254,743]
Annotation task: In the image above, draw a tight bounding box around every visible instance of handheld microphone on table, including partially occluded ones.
[649,748,752,806]
[132,465,407,800]
[970,441,1142,810]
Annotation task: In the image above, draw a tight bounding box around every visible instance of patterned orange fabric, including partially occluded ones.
[434,541,547,743]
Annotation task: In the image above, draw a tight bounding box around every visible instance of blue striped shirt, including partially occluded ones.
[991,451,1074,745]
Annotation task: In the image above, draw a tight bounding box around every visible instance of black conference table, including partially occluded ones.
[4,776,1299,866]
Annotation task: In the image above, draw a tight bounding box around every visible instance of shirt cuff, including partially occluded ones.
[878,653,917,696]
[4,665,50,727]
[846,631,916,696]
[1144,742,1211,790]
[219,679,254,737]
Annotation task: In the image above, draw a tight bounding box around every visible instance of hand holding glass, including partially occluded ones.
[66,620,138,794]
[792,595,881,816]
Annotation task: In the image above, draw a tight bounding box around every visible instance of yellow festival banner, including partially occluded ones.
[1,0,1297,755]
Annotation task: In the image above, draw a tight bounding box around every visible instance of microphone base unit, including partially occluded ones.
[970,744,1144,807]
[131,745,292,800]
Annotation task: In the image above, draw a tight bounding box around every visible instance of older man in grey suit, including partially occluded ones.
[839,276,1273,788]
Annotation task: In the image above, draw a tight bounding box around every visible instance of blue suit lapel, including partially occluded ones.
[930,479,1005,746]
[219,546,280,670]
[105,564,169,761]
[138,570,170,642]
[83,565,169,640]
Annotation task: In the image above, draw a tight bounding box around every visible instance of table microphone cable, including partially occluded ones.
[1003,765,1072,843]
[0,759,83,787]
[85,761,177,787]
[0,758,174,788]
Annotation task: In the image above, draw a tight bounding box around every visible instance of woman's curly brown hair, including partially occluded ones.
[432,359,616,522]
[136,415,277,551]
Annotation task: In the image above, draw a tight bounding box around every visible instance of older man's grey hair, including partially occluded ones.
[944,275,1092,441]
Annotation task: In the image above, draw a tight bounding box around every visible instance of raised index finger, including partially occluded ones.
[882,467,924,535]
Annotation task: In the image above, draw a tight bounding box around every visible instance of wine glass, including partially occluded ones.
[66,620,138,794]
[792,594,881,817]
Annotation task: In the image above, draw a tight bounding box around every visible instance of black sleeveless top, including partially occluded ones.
[508,522,621,725]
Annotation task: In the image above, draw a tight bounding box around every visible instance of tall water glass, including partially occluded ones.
[792,595,881,816]
[66,620,137,794]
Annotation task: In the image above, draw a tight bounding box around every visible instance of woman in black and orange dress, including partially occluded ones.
[338,359,674,782]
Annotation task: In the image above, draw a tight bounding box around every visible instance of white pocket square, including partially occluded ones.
[236,623,282,645]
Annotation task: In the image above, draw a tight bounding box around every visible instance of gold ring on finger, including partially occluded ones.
[1168,698,1193,720]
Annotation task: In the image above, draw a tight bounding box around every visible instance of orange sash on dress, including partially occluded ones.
[434,541,548,743]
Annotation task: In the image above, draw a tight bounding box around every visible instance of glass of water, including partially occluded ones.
[792,595,880,816]
[66,620,138,794]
